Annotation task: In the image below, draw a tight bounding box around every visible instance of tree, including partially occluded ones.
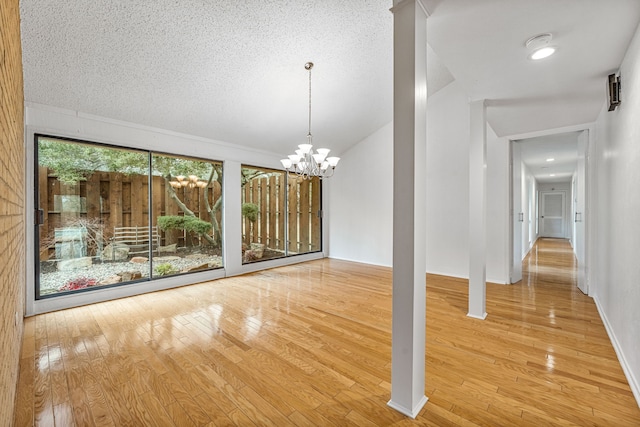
[38,138,235,248]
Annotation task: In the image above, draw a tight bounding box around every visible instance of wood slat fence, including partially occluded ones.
[241,174,321,254]
[38,166,221,260]
[38,167,321,260]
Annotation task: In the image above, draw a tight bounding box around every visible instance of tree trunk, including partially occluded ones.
[203,168,222,247]
[163,176,216,246]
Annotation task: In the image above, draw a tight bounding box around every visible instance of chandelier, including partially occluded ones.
[280,62,340,179]
[169,175,208,189]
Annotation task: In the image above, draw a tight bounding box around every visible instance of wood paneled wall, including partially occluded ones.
[0,0,26,425]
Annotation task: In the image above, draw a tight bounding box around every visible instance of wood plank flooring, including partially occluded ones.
[14,238,640,426]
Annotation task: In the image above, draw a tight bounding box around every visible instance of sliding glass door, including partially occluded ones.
[151,153,224,277]
[241,166,322,264]
[35,135,223,298]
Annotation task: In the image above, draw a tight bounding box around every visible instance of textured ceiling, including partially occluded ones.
[19,0,640,159]
[20,0,397,156]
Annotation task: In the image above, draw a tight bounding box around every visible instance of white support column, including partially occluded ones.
[222,160,242,276]
[468,100,487,320]
[388,0,428,419]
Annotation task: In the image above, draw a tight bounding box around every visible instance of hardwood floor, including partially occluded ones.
[14,238,640,426]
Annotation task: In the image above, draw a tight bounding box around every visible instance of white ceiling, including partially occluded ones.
[19,0,640,161]
[516,132,580,184]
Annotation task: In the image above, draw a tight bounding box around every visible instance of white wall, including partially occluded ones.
[485,123,510,283]
[592,23,640,404]
[425,81,470,278]
[329,80,510,283]
[515,160,538,259]
[538,182,572,240]
[327,123,393,266]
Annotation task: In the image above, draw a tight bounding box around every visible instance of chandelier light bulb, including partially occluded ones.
[281,159,292,168]
[298,144,313,154]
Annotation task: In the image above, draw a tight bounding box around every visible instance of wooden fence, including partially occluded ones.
[38,166,221,260]
[38,167,322,259]
[242,174,321,254]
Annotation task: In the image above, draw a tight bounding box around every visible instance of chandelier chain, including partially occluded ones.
[308,64,312,137]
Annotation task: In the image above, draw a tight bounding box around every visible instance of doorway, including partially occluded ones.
[510,130,589,293]
[540,191,567,238]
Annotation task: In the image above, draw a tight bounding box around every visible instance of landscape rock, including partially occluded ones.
[118,271,143,281]
[57,257,93,271]
[101,243,130,261]
[181,263,210,273]
[250,243,265,259]
[158,243,177,253]
[130,257,149,264]
[99,275,122,285]
[185,253,208,260]
[155,256,181,262]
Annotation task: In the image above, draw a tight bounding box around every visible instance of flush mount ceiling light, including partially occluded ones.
[526,33,556,60]
[546,158,555,162]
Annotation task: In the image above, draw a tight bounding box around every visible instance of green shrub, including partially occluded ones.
[242,203,259,222]
[155,263,178,276]
[157,215,212,235]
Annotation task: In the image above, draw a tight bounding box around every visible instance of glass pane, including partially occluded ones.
[36,136,149,297]
[151,154,223,277]
[241,166,286,264]
[288,174,322,255]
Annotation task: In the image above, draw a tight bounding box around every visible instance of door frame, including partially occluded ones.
[539,190,567,238]
[509,140,523,284]
[508,126,592,295]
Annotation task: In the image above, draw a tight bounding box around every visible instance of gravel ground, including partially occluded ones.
[39,255,223,295]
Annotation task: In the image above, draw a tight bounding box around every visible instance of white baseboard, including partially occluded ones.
[593,296,640,408]
[326,255,391,268]
[388,395,428,419]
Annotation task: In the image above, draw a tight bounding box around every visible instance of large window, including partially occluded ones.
[241,166,321,264]
[35,135,223,298]
[151,153,223,278]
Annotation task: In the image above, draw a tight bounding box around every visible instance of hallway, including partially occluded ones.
[13,239,640,426]
[425,237,640,425]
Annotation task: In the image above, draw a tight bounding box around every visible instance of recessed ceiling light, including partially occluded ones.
[546,158,555,162]
[550,174,556,177]
[526,33,556,60]
[531,47,556,60]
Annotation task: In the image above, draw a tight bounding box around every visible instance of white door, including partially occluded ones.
[575,131,588,294]
[540,191,566,238]
[510,141,523,283]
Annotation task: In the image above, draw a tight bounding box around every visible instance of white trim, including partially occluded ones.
[25,104,329,316]
[387,396,428,419]
[594,296,640,407]
[30,269,224,315]
[390,0,430,17]
[502,122,593,141]
[327,255,391,269]
[28,252,326,316]
[24,102,280,160]
[231,252,325,276]
[467,312,488,320]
